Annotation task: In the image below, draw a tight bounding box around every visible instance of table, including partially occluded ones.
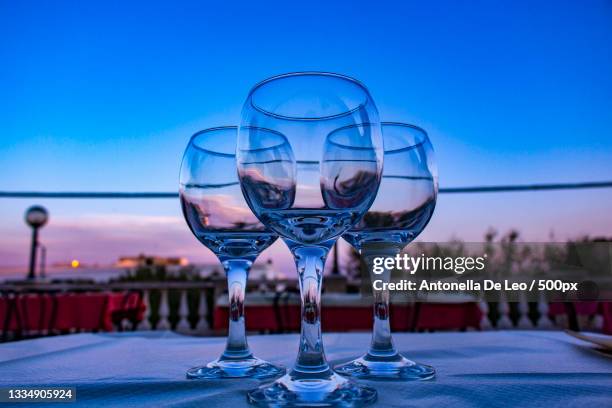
[0,331,610,407]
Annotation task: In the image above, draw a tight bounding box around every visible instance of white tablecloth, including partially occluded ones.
[0,331,610,407]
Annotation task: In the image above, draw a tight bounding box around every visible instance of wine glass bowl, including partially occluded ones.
[343,122,437,251]
[335,122,438,381]
[238,73,383,245]
[238,73,383,406]
[179,126,284,380]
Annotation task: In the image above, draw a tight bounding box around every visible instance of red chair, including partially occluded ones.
[109,291,146,330]
[600,302,612,334]
[549,301,610,332]
[17,293,55,334]
[53,293,110,332]
[413,303,482,331]
[1,294,19,340]
[1,291,147,339]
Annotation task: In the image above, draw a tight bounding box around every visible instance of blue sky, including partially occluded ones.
[1,0,611,270]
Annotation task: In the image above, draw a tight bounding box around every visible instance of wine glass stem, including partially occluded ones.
[290,244,331,374]
[221,259,253,360]
[363,250,399,356]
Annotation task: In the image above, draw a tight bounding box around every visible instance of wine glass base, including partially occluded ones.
[247,371,377,407]
[187,356,285,380]
[334,353,435,381]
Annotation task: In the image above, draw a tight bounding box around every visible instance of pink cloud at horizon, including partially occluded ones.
[0,213,293,273]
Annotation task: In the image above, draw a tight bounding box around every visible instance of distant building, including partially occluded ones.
[115,254,189,269]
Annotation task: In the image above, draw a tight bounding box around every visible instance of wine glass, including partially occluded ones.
[237,73,383,407]
[335,122,438,380]
[179,126,285,380]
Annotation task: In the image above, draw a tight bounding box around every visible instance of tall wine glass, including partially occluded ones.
[237,73,383,406]
[179,126,285,380]
[335,122,438,380]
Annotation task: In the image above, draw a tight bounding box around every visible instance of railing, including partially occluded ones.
[3,181,612,198]
[478,292,604,332]
[1,279,607,339]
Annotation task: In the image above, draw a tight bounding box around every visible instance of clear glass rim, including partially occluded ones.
[190,125,290,157]
[325,122,382,151]
[326,121,429,153]
[189,126,237,158]
[237,125,290,153]
[382,122,429,153]
[248,71,371,121]
[380,122,429,153]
